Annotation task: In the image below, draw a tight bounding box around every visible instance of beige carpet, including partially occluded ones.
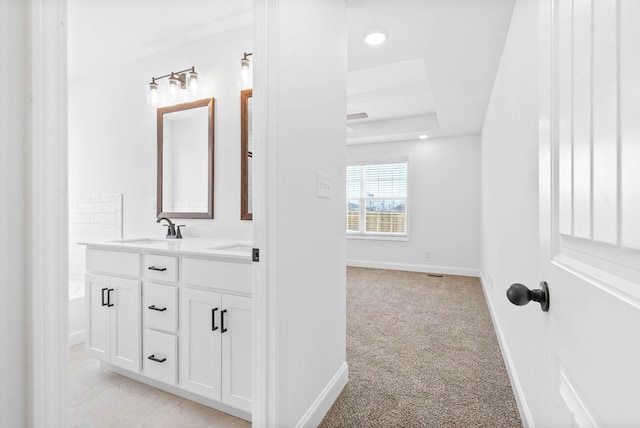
[320,267,522,427]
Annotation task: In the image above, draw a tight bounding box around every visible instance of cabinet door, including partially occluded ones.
[180,288,222,400]
[85,274,110,360]
[221,294,252,412]
[109,277,141,372]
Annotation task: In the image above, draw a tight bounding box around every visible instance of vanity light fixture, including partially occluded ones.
[418,134,429,140]
[241,52,253,70]
[240,52,253,89]
[147,66,199,106]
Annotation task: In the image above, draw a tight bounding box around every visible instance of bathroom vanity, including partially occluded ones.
[82,237,253,421]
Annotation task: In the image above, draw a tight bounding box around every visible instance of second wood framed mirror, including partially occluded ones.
[240,89,253,220]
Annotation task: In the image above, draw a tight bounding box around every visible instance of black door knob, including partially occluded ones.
[507,281,549,312]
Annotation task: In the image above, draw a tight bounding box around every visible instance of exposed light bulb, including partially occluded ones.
[241,52,252,70]
[240,53,253,89]
[168,74,179,101]
[188,70,199,97]
[240,68,252,89]
[364,31,387,46]
[188,79,198,97]
[147,80,159,106]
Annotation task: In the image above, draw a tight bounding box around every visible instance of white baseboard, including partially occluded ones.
[346,259,480,277]
[479,272,534,428]
[295,362,349,428]
[68,330,85,347]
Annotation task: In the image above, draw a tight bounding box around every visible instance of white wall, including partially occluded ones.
[258,0,348,425]
[69,25,253,240]
[480,0,541,426]
[347,135,480,276]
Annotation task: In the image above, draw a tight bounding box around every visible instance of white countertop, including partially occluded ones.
[79,237,253,262]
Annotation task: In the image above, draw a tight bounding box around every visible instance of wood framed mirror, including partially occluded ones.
[240,89,253,220]
[157,97,215,219]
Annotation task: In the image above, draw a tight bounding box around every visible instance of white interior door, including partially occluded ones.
[540,0,640,425]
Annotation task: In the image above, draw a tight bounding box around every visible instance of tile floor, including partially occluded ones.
[69,344,251,427]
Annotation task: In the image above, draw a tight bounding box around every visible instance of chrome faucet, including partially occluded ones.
[157,217,176,238]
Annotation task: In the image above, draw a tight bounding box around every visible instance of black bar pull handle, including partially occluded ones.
[101,287,108,306]
[211,307,219,331]
[107,288,114,307]
[221,309,228,333]
[148,266,167,272]
[148,305,167,312]
[147,354,166,363]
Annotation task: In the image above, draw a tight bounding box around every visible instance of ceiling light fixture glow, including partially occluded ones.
[364,31,387,46]
[418,134,429,140]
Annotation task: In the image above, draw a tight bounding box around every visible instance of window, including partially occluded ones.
[346,160,408,237]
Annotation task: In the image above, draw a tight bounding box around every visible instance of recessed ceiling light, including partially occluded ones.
[418,134,429,140]
[364,31,387,46]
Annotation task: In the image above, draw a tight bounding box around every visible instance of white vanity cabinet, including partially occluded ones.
[85,249,142,373]
[180,288,252,413]
[82,239,253,421]
[85,274,141,373]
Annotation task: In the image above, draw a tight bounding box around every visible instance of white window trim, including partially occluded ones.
[346,156,410,240]
[346,234,410,242]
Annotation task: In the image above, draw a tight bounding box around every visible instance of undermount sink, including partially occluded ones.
[209,244,253,254]
[113,238,171,245]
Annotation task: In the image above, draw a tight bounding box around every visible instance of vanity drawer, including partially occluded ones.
[144,254,178,282]
[183,258,251,294]
[86,249,141,277]
[143,282,178,333]
[143,329,178,385]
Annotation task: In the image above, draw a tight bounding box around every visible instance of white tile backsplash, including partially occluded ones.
[69,193,123,299]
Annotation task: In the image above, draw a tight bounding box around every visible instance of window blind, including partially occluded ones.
[346,161,408,236]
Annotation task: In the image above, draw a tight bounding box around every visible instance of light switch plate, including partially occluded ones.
[317,172,332,198]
